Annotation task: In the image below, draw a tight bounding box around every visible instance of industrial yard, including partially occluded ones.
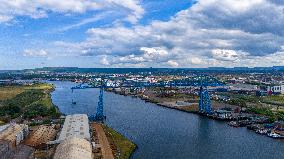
[0,81,136,159]
[0,113,136,159]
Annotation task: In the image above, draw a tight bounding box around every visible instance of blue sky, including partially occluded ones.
[0,0,284,69]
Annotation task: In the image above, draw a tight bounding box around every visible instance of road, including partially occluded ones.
[91,122,114,159]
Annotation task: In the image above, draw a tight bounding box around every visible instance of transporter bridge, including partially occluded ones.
[71,76,224,122]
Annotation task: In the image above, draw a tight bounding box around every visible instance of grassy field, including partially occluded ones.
[0,83,54,101]
[0,120,5,125]
[0,86,26,101]
[103,125,136,159]
[0,83,59,121]
[261,95,284,106]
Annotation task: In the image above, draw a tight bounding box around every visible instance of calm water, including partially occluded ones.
[51,81,284,159]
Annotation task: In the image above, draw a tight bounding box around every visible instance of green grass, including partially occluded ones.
[0,120,5,125]
[261,95,284,106]
[0,83,59,120]
[0,83,54,101]
[103,125,136,159]
[0,86,26,101]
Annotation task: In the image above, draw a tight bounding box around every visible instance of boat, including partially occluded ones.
[256,129,268,135]
[72,99,77,105]
[267,132,281,138]
[228,121,240,127]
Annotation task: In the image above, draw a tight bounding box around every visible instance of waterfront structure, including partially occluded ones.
[53,137,92,159]
[0,124,29,146]
[267,85,284,94]
[199,85,212,113]
[58,114,91,141]
[229,84,259,92]
[91,87,105,121]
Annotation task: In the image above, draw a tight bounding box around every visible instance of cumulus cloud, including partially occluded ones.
[190,57,203,65]
[211,49,248,61]
[0,0,144,24]
[100,56,110,65]
[23,0,284,67]
[167,60,179,67]
[23,49,48,57]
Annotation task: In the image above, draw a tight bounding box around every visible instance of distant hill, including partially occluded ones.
[1,66,284,74]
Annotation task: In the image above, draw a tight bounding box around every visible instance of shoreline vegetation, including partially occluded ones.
[0,82,61,124]
[108,88,284,122]
[102,125,137,159]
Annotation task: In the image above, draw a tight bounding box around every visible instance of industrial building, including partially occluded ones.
[10,144,34,159]
[0,140,34,159]
[267,85,284,94]
[0,124,29,146]
[24,125,57,148]
[53,137,92,159]
[0,140,13,159]
[58,114,91,141]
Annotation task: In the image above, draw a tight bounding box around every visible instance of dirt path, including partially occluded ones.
[92,123,114,159]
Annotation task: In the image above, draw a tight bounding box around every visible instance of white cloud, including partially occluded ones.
[100,56,110,65]
[140,47,168,59]
[167,60,179,67]
[23,49,48,57]
[56,12,110,32]
[211,49,247,61]
[0,0,144,24]
[34,0,284,67]
[190,57,203,65]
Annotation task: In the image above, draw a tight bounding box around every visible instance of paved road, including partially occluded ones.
[92,123,114,159]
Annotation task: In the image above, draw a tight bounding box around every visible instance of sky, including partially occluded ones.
[1,0,284,69]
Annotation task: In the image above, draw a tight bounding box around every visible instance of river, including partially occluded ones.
[50,81,284,159]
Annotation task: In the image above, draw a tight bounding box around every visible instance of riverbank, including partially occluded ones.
[91,122,136,159]
[0,83,61,124]
[103,125,137,159]
[108,89,284,140]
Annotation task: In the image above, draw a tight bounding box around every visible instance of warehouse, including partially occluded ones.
[0,140,13,159]
[24,125,57,148]
[0,124,29,146]
[58,114,90,141]
[53,137,92,159]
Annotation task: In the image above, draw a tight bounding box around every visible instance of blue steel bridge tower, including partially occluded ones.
[95,87,105,121]
[76,75,220,121]
[198,83,212,114]
[89,83,106,122]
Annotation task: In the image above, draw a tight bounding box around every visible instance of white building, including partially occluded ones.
[267,85,284,94]
[53,137,92,159]
[58,114,90,141]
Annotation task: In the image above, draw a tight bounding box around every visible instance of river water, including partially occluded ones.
[51,81,284,159]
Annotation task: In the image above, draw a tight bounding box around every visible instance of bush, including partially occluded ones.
[0,86,60,120]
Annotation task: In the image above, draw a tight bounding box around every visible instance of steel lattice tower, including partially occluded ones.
[198,85,212,114]
[89,83,106,122]
[94,87,105,121]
